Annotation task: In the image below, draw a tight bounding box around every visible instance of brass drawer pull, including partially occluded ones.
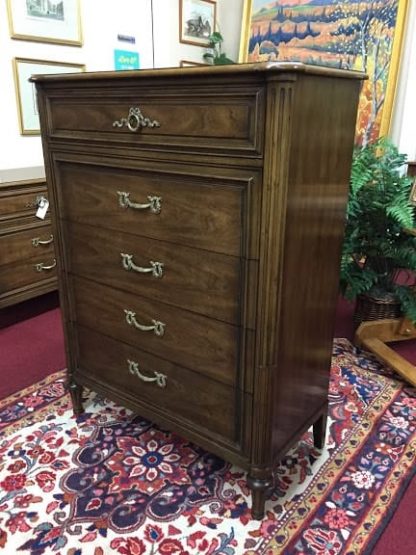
[113,107,160,132]
[124,309,165,337]
[34,259,57,272]
[32,234,54,247]
[127,359,167,388]
[117,191,162,214]
[25,195,47,209]
[120,253,164,278]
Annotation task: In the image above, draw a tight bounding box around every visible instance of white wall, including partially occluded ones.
[152,0,243,68]
[0,0,153,175]
[217,0,244,62]
[153,0,207,67]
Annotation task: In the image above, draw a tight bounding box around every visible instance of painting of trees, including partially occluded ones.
[241,0,407,145]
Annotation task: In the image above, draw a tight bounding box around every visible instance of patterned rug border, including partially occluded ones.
[361,456,416,555]
[260,369,402,552]
[0,369,66,410]
[284,375,397,517]
[0,370,69,438]
[349,431,416,554]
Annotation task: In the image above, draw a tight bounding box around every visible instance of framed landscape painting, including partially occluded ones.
[7,0,82,46]
[239,0,408,145]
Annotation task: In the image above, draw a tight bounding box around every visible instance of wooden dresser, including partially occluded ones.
[34,62,363,518]
[0,178,57,308]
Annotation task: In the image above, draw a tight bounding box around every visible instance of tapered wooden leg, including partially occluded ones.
[313,409,328,450]
[247,473,274,520]
[69,381,84,416]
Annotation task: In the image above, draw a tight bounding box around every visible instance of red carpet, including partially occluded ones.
[2,292,416,554]
[0,292,65,399]
[373,480,416,555]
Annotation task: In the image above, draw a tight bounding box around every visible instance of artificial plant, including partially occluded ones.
[340,137,416,322]
[203,32,234,65]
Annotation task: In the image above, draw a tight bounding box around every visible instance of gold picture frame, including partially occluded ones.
[7,0,83,46]
[239,0,408,145]
[13,57,85,135]
[410,180,416,207]
[180,60,208,67]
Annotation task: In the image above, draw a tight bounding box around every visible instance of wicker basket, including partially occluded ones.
[354,291,402,328]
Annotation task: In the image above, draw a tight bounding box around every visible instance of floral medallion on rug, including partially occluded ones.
[0,339,415,555]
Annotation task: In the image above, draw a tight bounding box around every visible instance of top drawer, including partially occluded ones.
[0,181,49,223]
[45,86,265,156]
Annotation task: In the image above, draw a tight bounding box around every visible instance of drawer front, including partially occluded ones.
[0,184,49,221]
[0,226,54,267]
[77,327,237,442]
[47,87,264,156]
[67,222,240,324]
[72,276,239,386]
[57,161,244,257]
[0,255,57,296]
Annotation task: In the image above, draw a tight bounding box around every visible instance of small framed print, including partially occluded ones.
[410,180,416,206]
[7,0,82,46]
[13,58,85,135]
[179,0,216,47]
[180,60,208,67]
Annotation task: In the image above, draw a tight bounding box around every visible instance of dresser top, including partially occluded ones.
[0,177,46,190]
[30,61,365,84]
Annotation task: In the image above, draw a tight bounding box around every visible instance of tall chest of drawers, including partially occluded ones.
[0,178,57,308]
[34,62,363,518]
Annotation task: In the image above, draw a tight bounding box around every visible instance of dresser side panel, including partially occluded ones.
[271,74,361,456]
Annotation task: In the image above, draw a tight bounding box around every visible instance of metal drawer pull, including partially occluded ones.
[124,309,165,337]
[120,253,164,278]
[113,107,160,132]
[34,259,57,272]
[32,234,54,247]
[117,191,162,214]
[127,359,167,388]
[25,195,47,209]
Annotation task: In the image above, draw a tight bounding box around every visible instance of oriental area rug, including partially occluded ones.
[1,339,415,555]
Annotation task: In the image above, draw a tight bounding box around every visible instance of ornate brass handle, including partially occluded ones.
[34,259,57,272]
[124,309,165,337]
[32,234,54,247]
[120,253,164,278]
[113,107,160,132]
[117,192,161,214]
[127,359,167,388]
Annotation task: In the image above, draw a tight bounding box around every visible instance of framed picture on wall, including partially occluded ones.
[179,0,216,46]
[7,0,82,46]
[239,0,408,146]
[410,180,416,207]
[13,58,85,135]
[180,60,208,67]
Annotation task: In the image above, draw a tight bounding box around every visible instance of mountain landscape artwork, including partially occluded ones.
[243,0,406,144]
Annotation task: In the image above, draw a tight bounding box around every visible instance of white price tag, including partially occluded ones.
[36,198,49,220]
